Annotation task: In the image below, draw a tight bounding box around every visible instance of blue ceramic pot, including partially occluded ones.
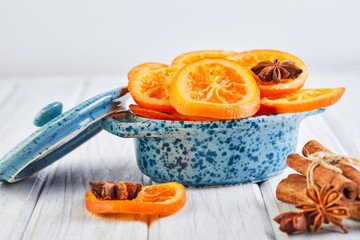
[101,108,324,187]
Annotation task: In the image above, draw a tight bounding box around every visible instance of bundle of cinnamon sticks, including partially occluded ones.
[276,140,360,220]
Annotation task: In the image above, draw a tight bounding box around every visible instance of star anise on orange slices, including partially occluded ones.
[226,49,308,98]
[250,59,303,84]
[296,184,349,233]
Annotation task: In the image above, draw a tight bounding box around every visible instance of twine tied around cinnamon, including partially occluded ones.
[306,152,360,188]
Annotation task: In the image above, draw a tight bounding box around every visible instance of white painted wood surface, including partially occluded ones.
[0,71,359,240]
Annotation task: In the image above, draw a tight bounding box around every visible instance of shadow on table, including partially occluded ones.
[90,212,150,223]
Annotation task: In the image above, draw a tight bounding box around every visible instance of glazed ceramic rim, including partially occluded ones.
[102,108,326,134]
[111,108,324,127]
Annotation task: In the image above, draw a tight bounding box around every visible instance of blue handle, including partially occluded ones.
[101,111,168,138]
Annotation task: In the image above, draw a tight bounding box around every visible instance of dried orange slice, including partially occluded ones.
[128,62,168,80]
[227,50,308,98]
[169,112,218,121]
[128,63,181,112]
[258,88,345,114]
[169,58,260,119]
[129,104,176,120]
[129,104,217,121]
[172,50,236,66]
[86,182,186,215]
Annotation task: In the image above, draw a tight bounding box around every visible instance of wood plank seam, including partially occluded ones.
[254,182,278,240]
[8,175,47,240]
[258,181,288,240]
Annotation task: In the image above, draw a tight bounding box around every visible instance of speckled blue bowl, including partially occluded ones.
[101,108,324,187]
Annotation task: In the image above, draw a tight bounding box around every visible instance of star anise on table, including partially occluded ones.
[274,211,311,234]
[251,59,303,84]
[274,184,349,234]
[297,184,349,233]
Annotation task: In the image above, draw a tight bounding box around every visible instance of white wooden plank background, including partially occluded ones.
[151,184,274,240]
[0,71,359,240]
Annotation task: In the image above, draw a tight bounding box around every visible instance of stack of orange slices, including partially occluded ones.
[127,49,345,120]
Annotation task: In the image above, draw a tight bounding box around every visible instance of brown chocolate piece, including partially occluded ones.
[102,182,117,200]
[116,182,128,200]
[124,182,143,200]
[89,181,143,200]
[89,181,106,198]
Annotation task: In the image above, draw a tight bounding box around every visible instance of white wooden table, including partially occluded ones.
[1,71,359,240]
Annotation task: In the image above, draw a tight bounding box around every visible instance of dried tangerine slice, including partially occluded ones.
[227,50,308,98]
[130,104,217,121]
[128,63,181,113]
[86,182,186,215]
[172,50,236,66]
[169,58,260,119]
[129,104,176,120]
[128,62,168,80]
[169,112,218,121]
[258,88,345,114]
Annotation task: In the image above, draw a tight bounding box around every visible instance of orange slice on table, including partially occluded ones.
[128,63,181,112]
[86,182,186,215]
[256,87,345,115]
[227,49,308,98]
[169,58,260,119]
[172,50,237,66]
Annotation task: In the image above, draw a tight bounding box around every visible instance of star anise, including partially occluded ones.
[251,59,303,84]
[274,212,311,234]
[296,184,349,233]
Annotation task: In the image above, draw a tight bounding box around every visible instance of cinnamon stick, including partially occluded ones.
[276,174,308,204]
[286,153,358,200]
[276,174,360,220]
[303,140,360,198]
[347,201,360,220]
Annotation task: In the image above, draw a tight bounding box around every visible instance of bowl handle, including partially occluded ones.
[101,111,168,138]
